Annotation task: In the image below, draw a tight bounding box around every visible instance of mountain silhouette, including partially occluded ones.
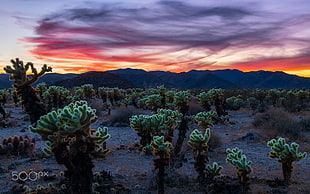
[0,69,309,89]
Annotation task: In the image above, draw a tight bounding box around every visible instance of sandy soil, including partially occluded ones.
[0,105,309,194]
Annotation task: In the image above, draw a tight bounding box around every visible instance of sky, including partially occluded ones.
[0,0,310,77]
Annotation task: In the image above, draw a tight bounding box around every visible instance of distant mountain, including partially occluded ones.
[54,71,135,88]
[0,69,309,89]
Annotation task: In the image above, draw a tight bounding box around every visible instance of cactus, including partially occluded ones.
[172,90,191,163]
[206,162,223,183]
[198,91,211,111]
[145,136,172,194]
[226,96,244,110]
[267,137,307,183]
[145,94,163,112]
[130,109,182,146]
[35,82,47,98]
[194,111,217,130]
[226,147,252,193]
[43,86,72,111]
[188,129,211,183]
[0,135,35,157]
[4,58,52,124]
[29,101,110,193]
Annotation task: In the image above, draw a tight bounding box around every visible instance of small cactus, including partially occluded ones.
[194,111,217,129]
[267,137,307,183]
[0,135,35,157]
[226,147,252,193]
[188,129,211,184]
[206,162,223,182]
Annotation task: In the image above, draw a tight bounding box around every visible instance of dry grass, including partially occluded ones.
[187,100,204,115]
[108,106,149,125]
[252,108,302,140]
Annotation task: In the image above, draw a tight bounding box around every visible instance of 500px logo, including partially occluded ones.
[11,170,49,181]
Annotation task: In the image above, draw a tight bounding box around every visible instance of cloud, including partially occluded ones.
[24,0,310,73]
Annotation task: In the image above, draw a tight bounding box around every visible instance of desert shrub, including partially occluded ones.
[88,98,105,117]
[109,107,140,125]
[253,108,301,139]
[187,100,204,115]
[208,131,222,150]
[300,116,310,131]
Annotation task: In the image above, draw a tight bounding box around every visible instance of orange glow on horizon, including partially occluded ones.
[0,55,309,77]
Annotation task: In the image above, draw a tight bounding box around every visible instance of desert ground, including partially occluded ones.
[0,102,309,194]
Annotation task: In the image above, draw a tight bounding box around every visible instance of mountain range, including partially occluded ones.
[0,69,309,89]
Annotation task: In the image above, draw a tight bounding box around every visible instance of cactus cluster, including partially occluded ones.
[30,100,110,193]
[226,147,252,193]
[130,109,182,146]
[267,137,307,183]
[0,135,35,157]
[43,86,71,111]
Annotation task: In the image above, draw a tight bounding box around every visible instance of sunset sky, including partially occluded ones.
[0,0,309,77]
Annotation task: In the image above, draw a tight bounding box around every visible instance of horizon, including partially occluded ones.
[0,0,310,77]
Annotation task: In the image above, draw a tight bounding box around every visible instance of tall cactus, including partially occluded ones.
[30,101,110,193]
[144,136,171,194]
[4,58,52,124]
[188,128,211,184]
[267,137,307,183]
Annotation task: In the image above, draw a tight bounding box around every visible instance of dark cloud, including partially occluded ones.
[25,0,310,72]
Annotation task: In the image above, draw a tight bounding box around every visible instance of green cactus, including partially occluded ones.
[4,58,52,124]
[144,94,163,112]
[35,82,47,98]
[226,147,252,193]
[226,96,244,110]
[188,129,211,184]
[130,109,182,146]
[198,91,211,111]
[206,162,223,182]
[194,111,217,129]
[267,137,307,183]
[29,101,110,193]
[42,86,72,111]
[146,136,172,194]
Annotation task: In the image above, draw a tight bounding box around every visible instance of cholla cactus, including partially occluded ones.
[194,111,217,130]
[35,82,47,98]
[226,96,244,110]
[226,147,252,193]
[188,129,210,154]
[174,90,190,115]
[4,58,52,124]
[267,137,307,183]
[43,86,72,111]
[198,91,211,111]
[30,101,110,193]
[188,129,211,183]
[130,109,182,146]
[0,135,35,157]
[81,84,95,100]
[145,94,163,112]
[206,162,223,182]
[146,136,172,194]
